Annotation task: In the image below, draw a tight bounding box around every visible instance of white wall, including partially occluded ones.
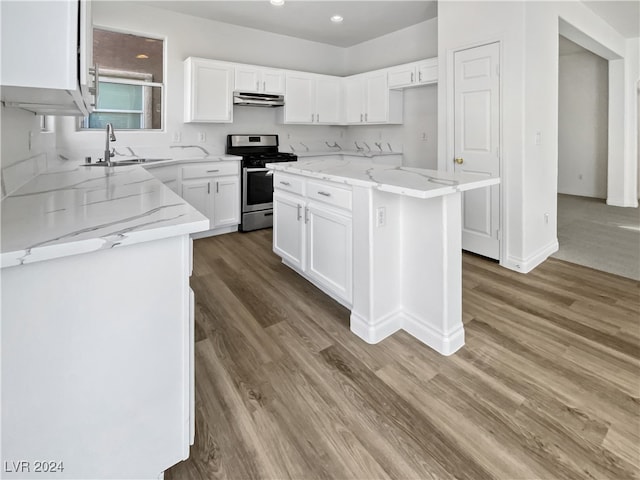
[439,0,635,273]
[438,1,527,269]
[0,107,57,197]
[53,3,441,165]
[558,47,608,198]
[346,85,438,168]
[344,18,437,76]
[56,1,348,160]
[344,18,438,168]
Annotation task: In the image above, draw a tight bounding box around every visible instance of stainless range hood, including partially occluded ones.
[233,91,285,107]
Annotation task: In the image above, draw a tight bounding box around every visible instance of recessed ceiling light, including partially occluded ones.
[136,54,149,59]
[331,15,343,23]
[270,0,284,6]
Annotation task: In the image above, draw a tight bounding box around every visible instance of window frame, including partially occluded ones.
[78,26,166,132]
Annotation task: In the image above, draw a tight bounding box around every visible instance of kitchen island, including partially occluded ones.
[267,157,500,355]
[1,165,208,479]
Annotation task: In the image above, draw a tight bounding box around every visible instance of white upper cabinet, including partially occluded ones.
[184,57,233,123]
[388,58,438,89]
[345,71,403,125]
[234,65,285,94]
[282,72,341,124]
[0,0,96,116]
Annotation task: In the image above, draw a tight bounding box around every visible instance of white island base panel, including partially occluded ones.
[1,236,193,480]
[349,186,464,355]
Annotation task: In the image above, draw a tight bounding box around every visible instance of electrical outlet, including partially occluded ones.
[172,131,182,143]
[287,133,291,140]
[544,213,549,224]
[376,206,386,227]
[421,132,428,141]
[197,132,206,143]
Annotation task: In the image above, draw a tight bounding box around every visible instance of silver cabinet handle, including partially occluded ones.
[256,81,259,91]
[317,113,320,122]
[418,71,422,82]
[311,113,314,122]
[207,183,210,194]
[207,169,219,173]
[297,204,302,221]
[411,72,414,83]
[304,206,309,224]
[317,191,331,197]
[279,181,291,186]
[360,113,363,122]
[365,113,368,122]
[263,81,266,91]
[216,181,219,193]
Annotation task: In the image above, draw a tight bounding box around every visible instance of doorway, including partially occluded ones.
[555,35,639,280]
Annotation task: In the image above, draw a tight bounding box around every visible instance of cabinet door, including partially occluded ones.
[306,204,352,303]
[185,58,233,123]
[234,66,260,92]
[262,68,285,94]
[365,72,388,123]
[182,179,212,221]
[417,58,438,84]
[284,73,315,123]
[273,192,305,270]
[212,176,240,228]
[315,76,341,124]
[387,65,416,88]
[344,76,364,124]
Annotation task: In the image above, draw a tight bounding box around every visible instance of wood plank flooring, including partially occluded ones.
[166,229,640,480]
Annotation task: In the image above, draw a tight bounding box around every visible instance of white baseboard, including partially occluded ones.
[350,309,464,355]
[503,239,559,274]
[350,310,402,344]
[607,197,639,208]
[402,311,465,356]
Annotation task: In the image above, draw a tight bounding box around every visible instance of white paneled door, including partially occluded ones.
[454,42,501,260]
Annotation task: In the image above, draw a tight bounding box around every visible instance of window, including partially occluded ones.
[81,29,164,130]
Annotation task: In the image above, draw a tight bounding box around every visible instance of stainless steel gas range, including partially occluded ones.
[226,134,297,232]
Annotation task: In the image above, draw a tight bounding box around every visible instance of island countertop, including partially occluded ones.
[1,165,209,268]
[266,158,500,199]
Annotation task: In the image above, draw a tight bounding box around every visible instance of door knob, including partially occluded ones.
[454,157,464,165]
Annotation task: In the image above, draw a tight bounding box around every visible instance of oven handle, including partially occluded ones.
[244,167,274,176]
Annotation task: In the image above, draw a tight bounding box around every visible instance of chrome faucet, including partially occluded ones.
[104,123,116,166]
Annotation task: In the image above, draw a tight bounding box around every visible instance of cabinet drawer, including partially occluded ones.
[274,172,304,196]
[182,162,238,179]
[307,180,352,211]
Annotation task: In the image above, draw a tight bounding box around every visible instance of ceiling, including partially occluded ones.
[582,0,640,39]
[137,1,637,47]
[139,1,438,48]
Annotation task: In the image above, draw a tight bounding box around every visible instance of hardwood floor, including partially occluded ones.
[166,229,640,480]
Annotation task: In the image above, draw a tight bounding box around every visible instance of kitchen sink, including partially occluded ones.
[81,158,171,167]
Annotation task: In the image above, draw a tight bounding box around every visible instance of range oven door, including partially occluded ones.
[242,167,274,213]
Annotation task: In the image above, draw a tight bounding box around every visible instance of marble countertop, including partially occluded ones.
[1,166,209,268]
[267,158,500,199]
[294,150,401,158]
[92,155,242,168]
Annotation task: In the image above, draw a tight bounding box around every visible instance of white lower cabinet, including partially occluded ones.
[273,174,352,304]
[306,204,352,302]
[181,162,240,232]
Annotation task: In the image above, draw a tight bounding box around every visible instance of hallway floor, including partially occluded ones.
[553,194,640,281]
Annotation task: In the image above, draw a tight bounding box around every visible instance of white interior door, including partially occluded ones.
[454,42,501,260]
